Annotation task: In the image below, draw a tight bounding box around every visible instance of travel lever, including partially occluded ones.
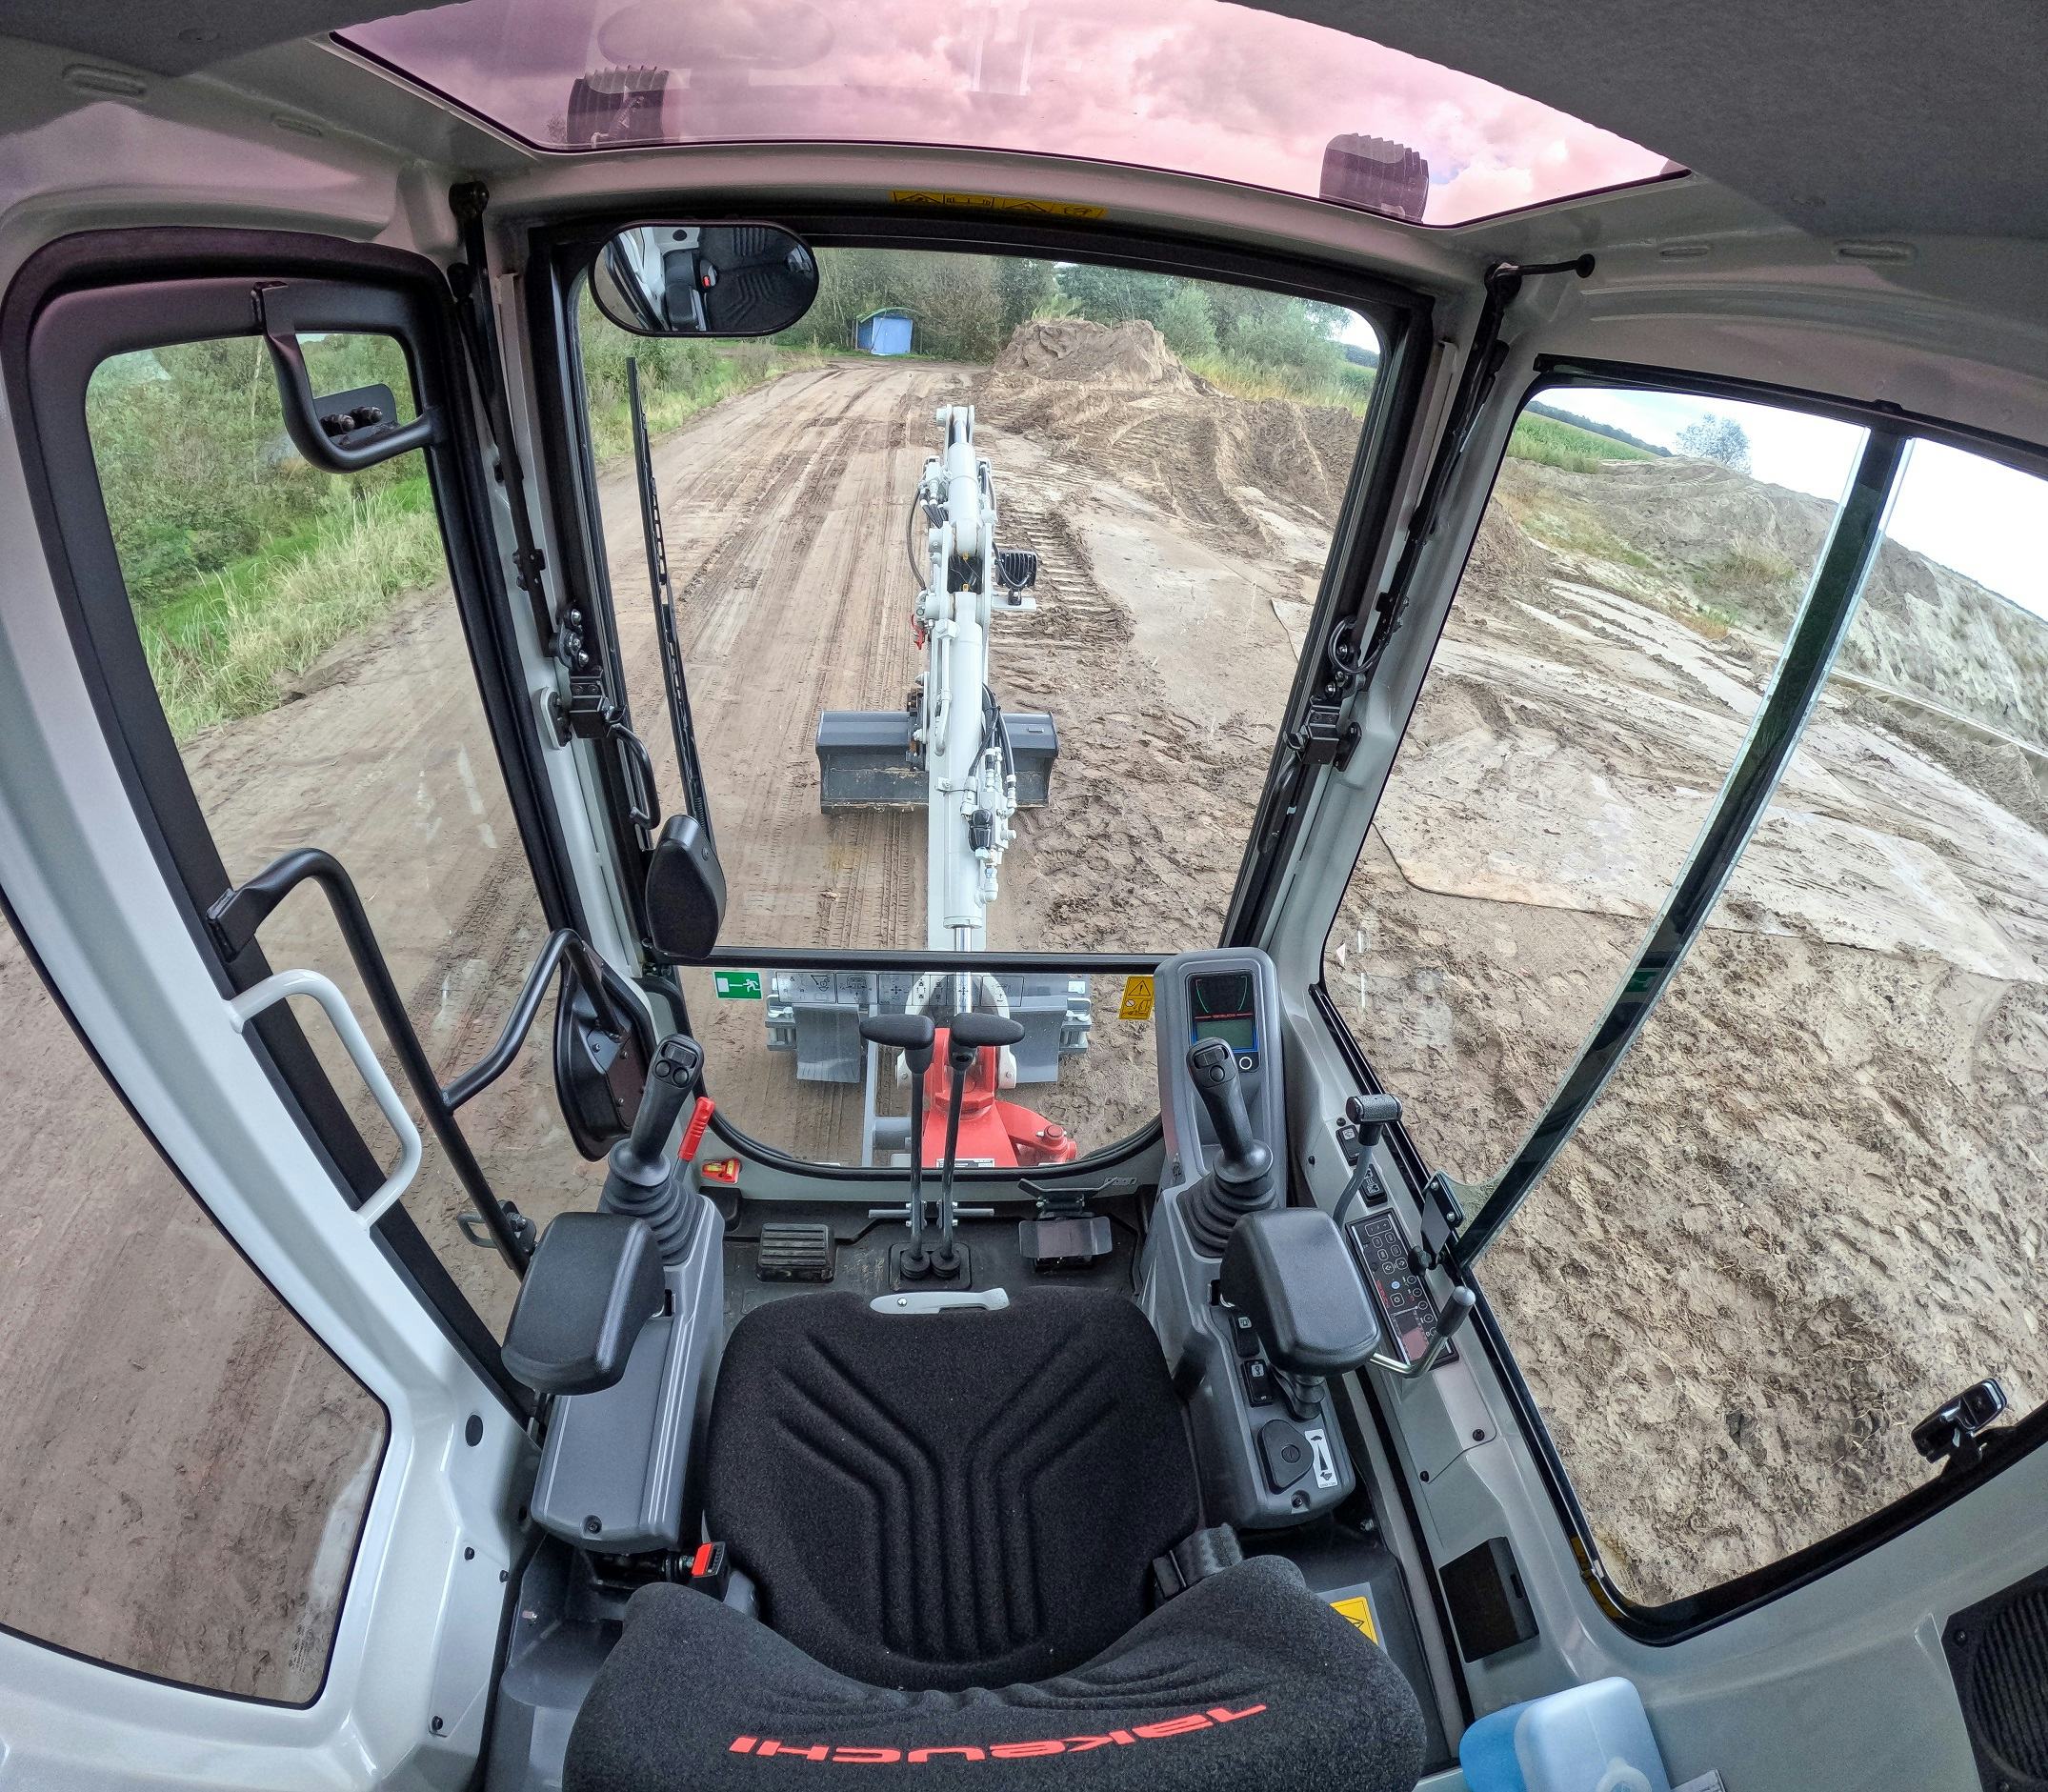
[859,1013,937,1271]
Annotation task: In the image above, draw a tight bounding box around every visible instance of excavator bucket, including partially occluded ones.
[815,709,1059,812]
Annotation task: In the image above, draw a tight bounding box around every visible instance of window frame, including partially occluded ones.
[0,227,591,1412]
[1313,353,2048,1640]
[525,206,1434,1177]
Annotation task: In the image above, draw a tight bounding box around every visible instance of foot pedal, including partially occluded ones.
[757,1221,834,1282]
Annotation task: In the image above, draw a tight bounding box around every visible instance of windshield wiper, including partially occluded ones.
[629,356,715,849]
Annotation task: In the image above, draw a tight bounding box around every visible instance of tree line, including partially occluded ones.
[775,250,1369,403]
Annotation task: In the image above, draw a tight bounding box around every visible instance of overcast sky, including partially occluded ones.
[346,0,1669,224]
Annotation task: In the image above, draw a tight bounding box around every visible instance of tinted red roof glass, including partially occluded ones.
[341,0,1675,227]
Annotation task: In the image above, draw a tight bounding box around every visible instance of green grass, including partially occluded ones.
[581,339,829,465]
[1515,504,1659,569]
[138,476,446,741]
[1185,352,1376,415]
[1508,412,1658,474]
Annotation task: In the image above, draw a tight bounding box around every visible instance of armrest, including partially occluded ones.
[1219,1208,1380,1377]
[503,1212,663,1395]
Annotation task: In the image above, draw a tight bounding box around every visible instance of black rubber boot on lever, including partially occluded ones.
[601,1034,705,1262]
[933,1010,1025,1276]
[1181,1039,1276,1257]
[859,1014,936,1277]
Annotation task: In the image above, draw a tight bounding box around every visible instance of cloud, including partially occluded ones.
[345,0,1669,223]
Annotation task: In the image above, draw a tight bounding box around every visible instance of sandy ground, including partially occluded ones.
[11,343,2044,1693]
[1334,463,2048,1601]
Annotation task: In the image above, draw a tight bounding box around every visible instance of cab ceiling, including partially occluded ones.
[1,0,2041,243]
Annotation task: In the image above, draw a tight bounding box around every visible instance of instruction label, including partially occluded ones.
[1329,1593,1380,1645]
[713,969,762,1000]
[1117,975,1155,1021]
[890,189,1108,220]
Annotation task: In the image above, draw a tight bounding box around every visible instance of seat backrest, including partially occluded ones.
[705,1287,1201,1691]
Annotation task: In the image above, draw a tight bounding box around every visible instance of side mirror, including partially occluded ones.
[590,222,818,338]
[645,814,726,961]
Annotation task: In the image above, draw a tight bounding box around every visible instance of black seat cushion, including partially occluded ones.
[565,1555,1425,1792]
[705,1289,1201,1690]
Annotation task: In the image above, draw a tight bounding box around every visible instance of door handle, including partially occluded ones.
[229,968,423,1227]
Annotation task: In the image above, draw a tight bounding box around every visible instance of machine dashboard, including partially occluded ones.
[1188,970,1260,1073]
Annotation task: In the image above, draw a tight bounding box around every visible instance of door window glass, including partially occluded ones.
[1485,438,2048,1601]
[1324,389,1867,1182]
[85,335,598,1336]
[0,906,385,1701]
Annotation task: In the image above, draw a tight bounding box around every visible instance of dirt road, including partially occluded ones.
[590,353,1347,1161]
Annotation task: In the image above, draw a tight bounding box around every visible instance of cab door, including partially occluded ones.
[0,227,622,1783]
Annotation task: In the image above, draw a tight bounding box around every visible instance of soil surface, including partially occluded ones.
[591,352,1355,1163]
[10,333,2043,1693]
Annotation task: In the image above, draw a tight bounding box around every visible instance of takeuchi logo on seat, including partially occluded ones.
[728,1702,1268,1764]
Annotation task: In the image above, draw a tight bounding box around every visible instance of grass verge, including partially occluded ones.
[138,476,446,742]
[1509,413,1657,473]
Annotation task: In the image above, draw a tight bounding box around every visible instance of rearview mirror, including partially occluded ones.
[590,222,818,338]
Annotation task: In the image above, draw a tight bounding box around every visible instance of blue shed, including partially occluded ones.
[853,309,914,355]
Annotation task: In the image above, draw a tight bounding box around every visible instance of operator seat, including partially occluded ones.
[565,1286,1423,1790]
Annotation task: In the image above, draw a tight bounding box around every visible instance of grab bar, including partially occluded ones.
[210,847,649,1275]
[228,968,423,1228]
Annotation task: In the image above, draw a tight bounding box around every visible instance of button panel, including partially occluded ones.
[1347,1210,1455,1369]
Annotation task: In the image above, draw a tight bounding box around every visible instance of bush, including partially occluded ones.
[1156,285,1218,360]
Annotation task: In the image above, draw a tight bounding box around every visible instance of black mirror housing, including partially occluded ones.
[503,1213,664,1397]
[645,814,726,961]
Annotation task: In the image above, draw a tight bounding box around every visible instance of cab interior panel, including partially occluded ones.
[0,8,2045,1792]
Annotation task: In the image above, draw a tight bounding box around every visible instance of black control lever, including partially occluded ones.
[1334,1091,1402,1224]
[860,1013,936,1272]
[601,1034,704,1262]
[1181,1041,1275,1257]
[934,1011,1024,1273]
[1187,1040,1272,1194]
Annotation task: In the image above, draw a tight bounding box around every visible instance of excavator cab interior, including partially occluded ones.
[1,7,2046,1792]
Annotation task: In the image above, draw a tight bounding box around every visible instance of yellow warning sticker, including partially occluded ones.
[1331,1593,1380,1645]
[890,189,1107,220]
[1117,975,1155,1021]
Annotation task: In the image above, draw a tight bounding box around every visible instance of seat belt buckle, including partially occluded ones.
[1150,1523,1242,1603]
[685,1540,732,1599]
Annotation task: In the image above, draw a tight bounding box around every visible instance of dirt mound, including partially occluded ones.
[994,318,1199,392]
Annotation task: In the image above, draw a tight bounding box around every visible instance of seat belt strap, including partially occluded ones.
[1150,1523,1243,1603]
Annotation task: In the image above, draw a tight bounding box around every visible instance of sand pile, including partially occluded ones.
[994,318,1200,392]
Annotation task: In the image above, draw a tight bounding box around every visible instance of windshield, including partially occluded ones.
[574,245,1384,1161]
[340,0,1674,227]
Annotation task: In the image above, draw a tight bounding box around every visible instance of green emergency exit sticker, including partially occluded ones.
[713,970,762,1000]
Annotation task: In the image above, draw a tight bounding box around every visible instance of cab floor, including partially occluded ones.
[718,1192,1147,1333]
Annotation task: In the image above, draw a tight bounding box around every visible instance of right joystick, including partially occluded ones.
[1182,1040,1275,1256]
